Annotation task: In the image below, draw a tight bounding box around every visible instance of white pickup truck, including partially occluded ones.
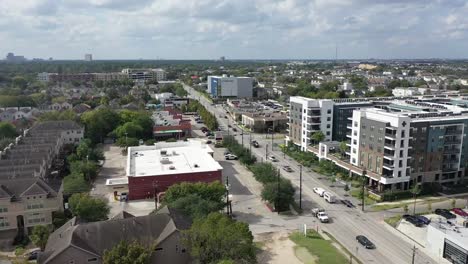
[311,208,329,223]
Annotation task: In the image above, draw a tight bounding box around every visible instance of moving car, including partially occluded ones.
[435,209,456,219]
[224,154,238,160]
[232,128,238,132]
[206,140,212,144]
[251,140,260,148]
[341,199,355,208]
[282,165,294,172]
[452,208,468,217]
[311,208,329,223]
[268,155,278,162]
[356,235,375,249]
[313,187,325,197]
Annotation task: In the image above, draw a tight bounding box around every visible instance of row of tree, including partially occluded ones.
[222,136,257,165]
[181,100,218,130]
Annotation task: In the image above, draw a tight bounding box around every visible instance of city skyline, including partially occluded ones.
[1,0,468,60]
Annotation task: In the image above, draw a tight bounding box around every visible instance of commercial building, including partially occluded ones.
[427,220,468,264]
[5,53,26,62]
[39,206,192,264]
[207,76,253,98]
[125,141,222,200]
[241,112,288,133]
[0,121,83,247]
[152,108,191,139]
[288,95,468,192]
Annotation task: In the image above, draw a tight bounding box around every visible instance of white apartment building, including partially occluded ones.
[287,96,334,151]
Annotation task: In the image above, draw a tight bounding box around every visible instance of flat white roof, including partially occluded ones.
[429,218,468,250]
[127,140,222,177]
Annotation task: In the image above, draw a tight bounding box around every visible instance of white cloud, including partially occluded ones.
[0,0,467,59]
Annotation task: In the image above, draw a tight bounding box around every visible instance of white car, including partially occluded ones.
[313,187,325,197]
[268,155,278,162]
[224,154,238,160]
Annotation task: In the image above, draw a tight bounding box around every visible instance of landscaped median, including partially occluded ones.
[289,230,351,264]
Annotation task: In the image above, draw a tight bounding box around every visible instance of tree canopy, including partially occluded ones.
[103,240,152,264]
[183,212,256,264]
[68,193,109,222]
[0,122,17,139]
[29,225,50,251]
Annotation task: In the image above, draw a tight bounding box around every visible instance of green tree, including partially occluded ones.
[310,131,325,144]
[103,240,151,264]
[29,225,50,251]
[63,174,90,195]
[116,137,139,148]
[411,184,421,215]
[339,141,347,158]
[68,193,109,222]
[167,194,225,219]
[163,182,226,205]
[0,122,17,138]
[81,108,120,144]
[12,76,28,89]
[261,178,295,212]
[114,122,143,139]
[183,212,256,264]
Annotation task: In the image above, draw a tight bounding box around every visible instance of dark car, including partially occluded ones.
[435,209,456,219]
[415,215,431,225]
[251,140,260,148]
[405,215,424,227]
[356,235,375,249]
[206,140,212,144]
[341,199,355,208]
[27,250,40,260]
[232,128,238,132]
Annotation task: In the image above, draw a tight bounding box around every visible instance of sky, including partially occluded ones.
[1,0,468,60]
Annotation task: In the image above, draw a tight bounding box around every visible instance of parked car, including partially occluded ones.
[228,124,232,128]
[356,235,375,249]
[404,215,424,227]
[268,155,278,162]
[206,140,212,144]
[415,215,431,225]
[452,208,468,217]
[201,127,208,132]
[435,209,456,219]
[251,140,260,148]
[232,128,238,132]
[224,154,238,160]
[207,136,215,139]
[224,116,228,119]
[313,187,325,197]
[27,250,40,260]
[282,166,293,172]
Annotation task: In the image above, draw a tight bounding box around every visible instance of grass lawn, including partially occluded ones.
[371,203,408,212]
[349,189,377,205]
[289,230,348,264]
[384,215,402,227]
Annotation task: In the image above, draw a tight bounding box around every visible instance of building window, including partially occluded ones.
[354,121,358,127]
[327,117,331,121]
[0,217,9,228]
[27,203,44,210]
[326,131,330,136]
[327,109,331,114]
[352,148,356,154]
[0,208,7,213]
[353,140,357,145]
[27,213,46,224]
[326,124,330,128]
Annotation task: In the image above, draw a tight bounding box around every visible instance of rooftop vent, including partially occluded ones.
[160,150,167,156]
[194,164,199,168]
[169,166,176,170]
[160,157,171,164]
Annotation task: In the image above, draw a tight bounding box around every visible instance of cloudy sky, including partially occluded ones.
[1,0,468,60]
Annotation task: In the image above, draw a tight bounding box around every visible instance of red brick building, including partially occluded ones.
[126,141,223,200]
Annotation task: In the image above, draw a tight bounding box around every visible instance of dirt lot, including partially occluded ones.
[256,231,303,264]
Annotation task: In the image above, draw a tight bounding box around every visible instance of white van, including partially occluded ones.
[323,192,336,203]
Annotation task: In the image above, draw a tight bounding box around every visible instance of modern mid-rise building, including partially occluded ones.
[207,76,253,98]
[288,95,468,191]
[122,68,166,82]
[84,54,93,61]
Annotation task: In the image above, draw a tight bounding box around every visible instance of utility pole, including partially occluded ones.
[361,168,366,212]
[411,245,417,264]
[266,144,268,159]
[226,173,230,216]
[277,168,280,214]
[241,128,244,146]
[249,133,252,153]
[299,165,303,210]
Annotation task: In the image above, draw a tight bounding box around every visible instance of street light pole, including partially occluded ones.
[226,173,230,216]
[361,168,367,212]
[249,133,252,153]
[299,165,303,210]
[266,144,268,159]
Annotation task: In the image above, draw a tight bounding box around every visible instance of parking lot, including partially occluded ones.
[91,145,155,217]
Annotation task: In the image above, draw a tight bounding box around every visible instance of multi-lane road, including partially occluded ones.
[183,83,437,264]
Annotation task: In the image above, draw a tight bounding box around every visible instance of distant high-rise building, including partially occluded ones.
[5,52,26,62]
[207,76,253,98]
[84,54,93,61]
[220,56,225,62]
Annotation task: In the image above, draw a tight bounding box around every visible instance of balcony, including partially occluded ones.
[445,129,463,135]
[346,133,352,138]
[308,117,321,124]
[385,133,396,139]
[384,153,395,160]
[308,110,321,117]
[443,148,460,154]
[384,143,396,149]
[444,140,461,145]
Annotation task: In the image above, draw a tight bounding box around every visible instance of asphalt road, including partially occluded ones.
[184,84,437,264]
